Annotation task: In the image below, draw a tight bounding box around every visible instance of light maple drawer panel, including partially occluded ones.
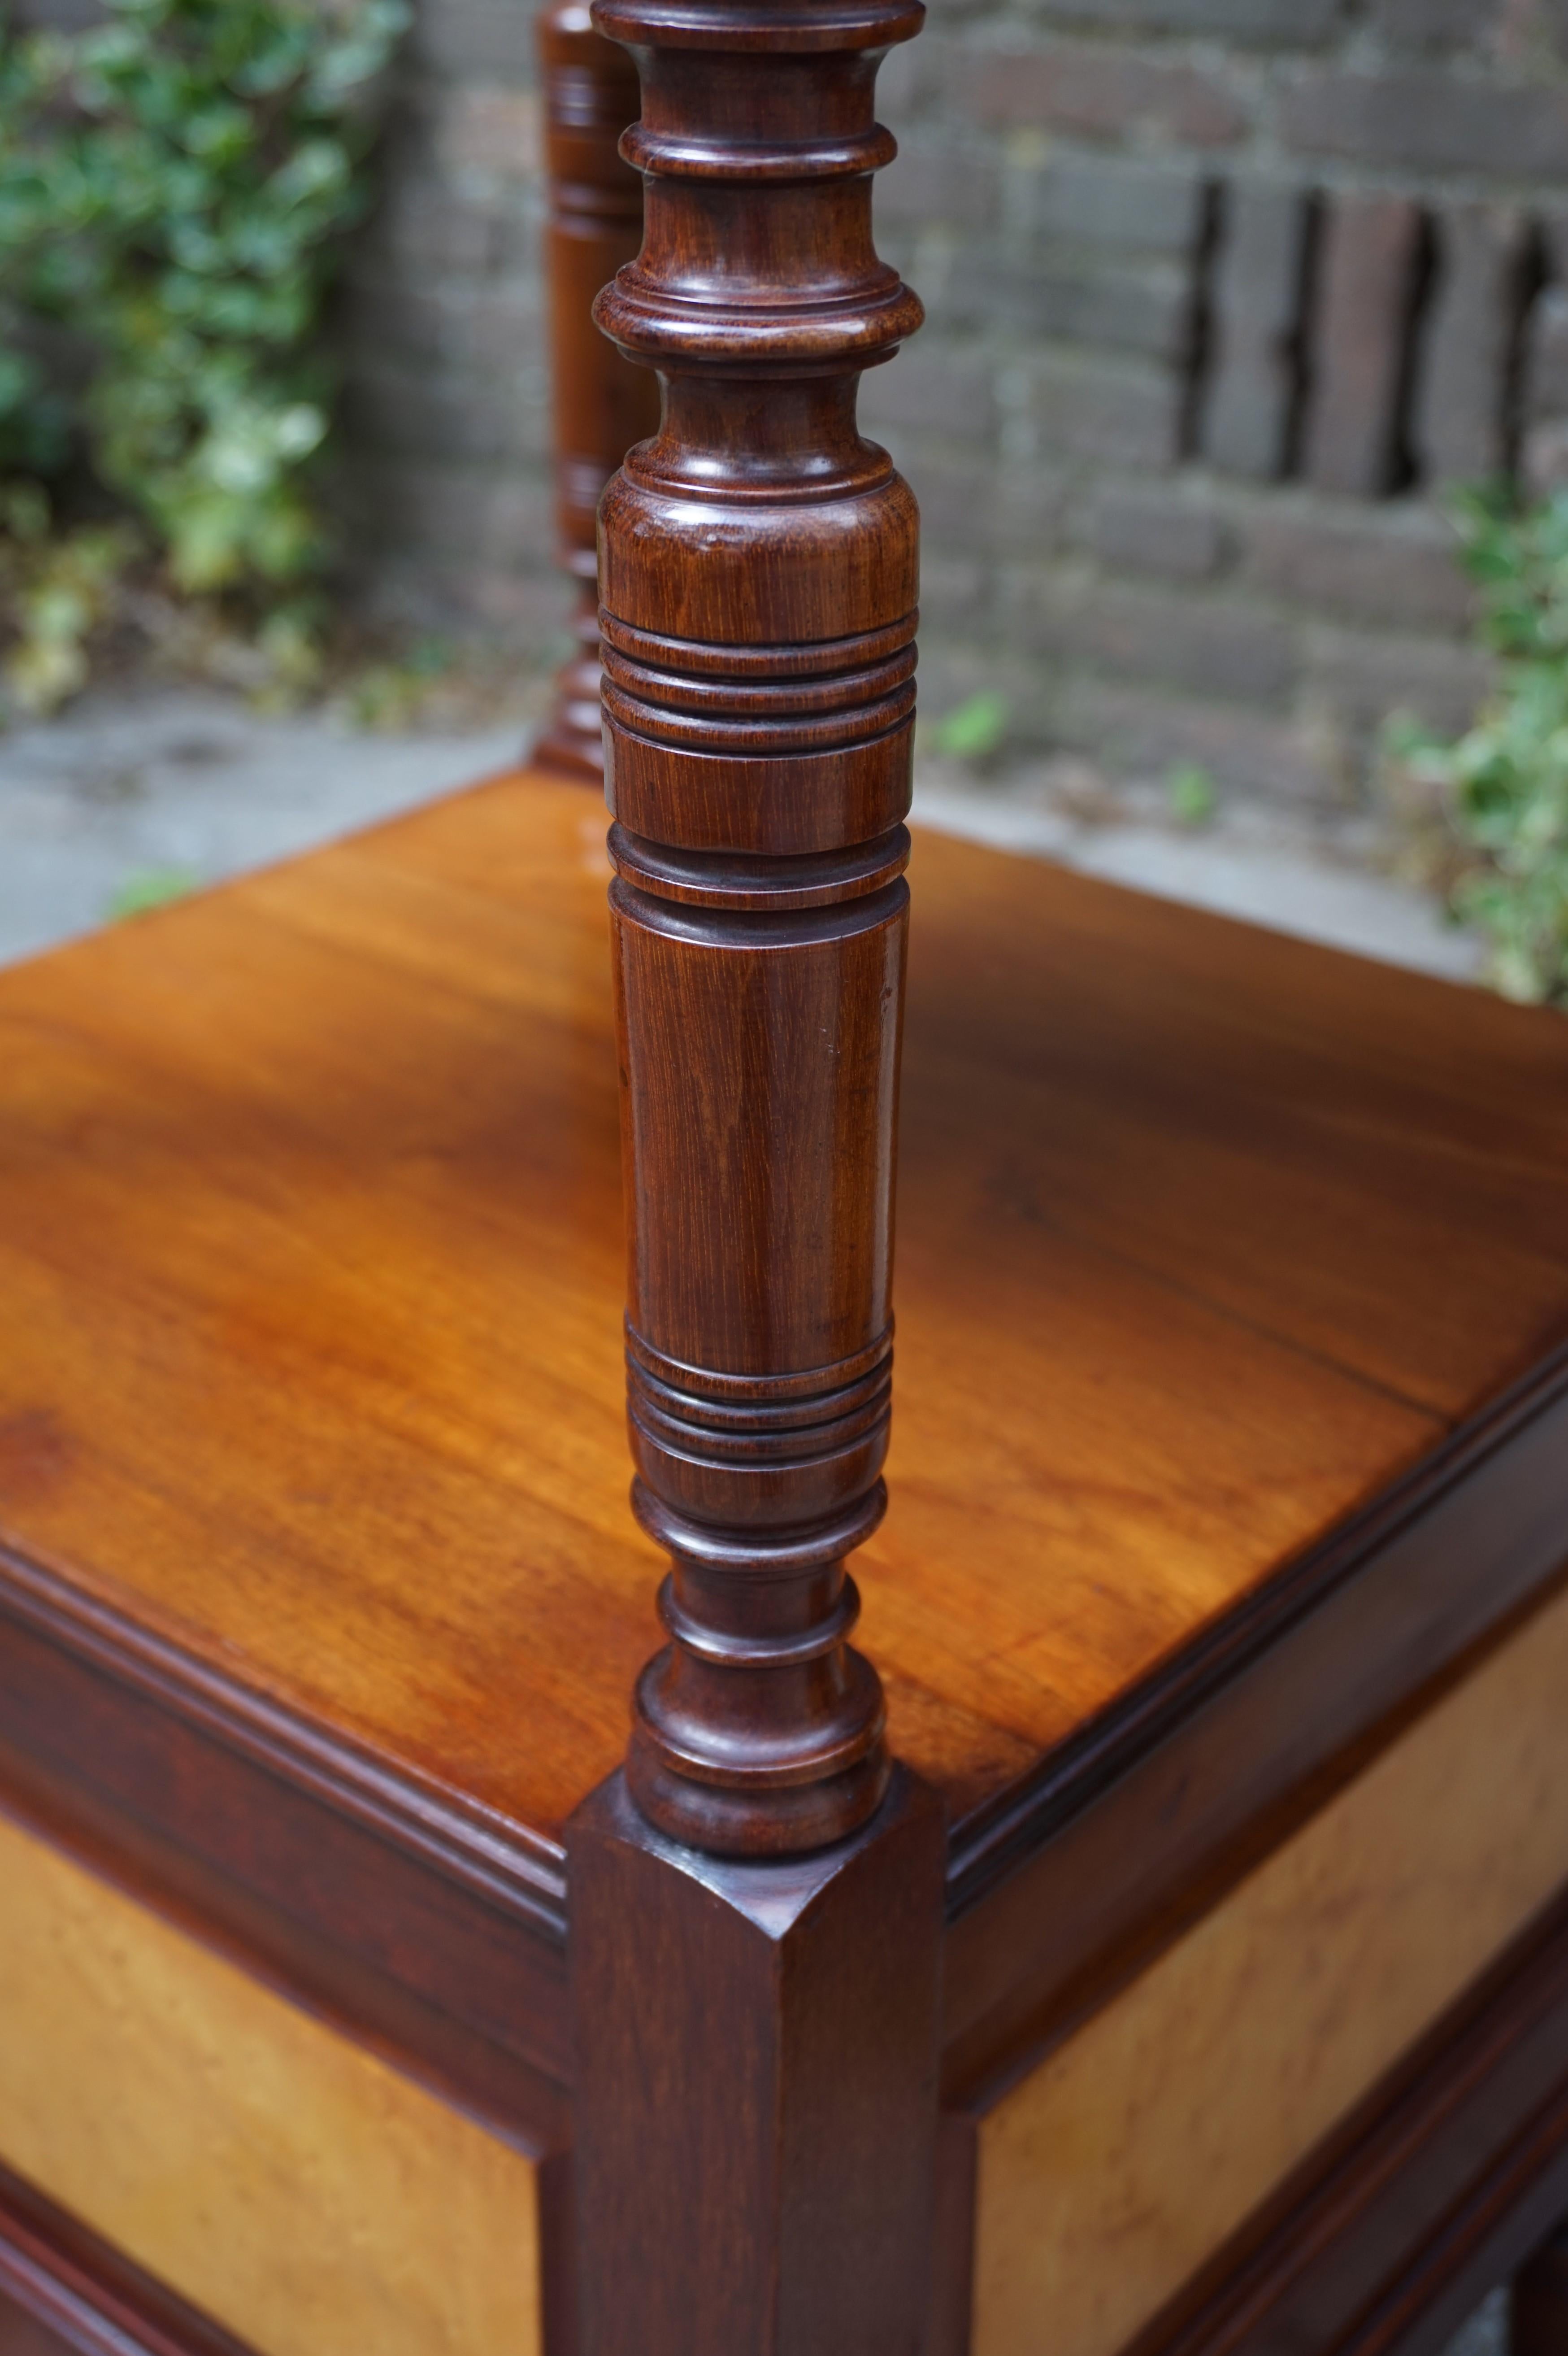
[973,1573,1568,2356]
[0,1809,542,2356]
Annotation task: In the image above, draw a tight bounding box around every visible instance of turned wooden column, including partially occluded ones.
[533,0,657,780]
[567,10,940,2349]
[594,0,924,1860]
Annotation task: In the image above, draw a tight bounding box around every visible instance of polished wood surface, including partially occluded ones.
[0,1805,542,2356]
[0,769,1565,1858]
[569,1769,944,2355]
[0,2156,261,2356]
[591,0,924,1856]
[971,1567,1568,2356]
[532,1,656,780]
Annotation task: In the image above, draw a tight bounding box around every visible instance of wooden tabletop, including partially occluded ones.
[1,768,1565,1860]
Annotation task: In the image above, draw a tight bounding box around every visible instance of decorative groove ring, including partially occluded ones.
[603,674,915,758]
[656,1572,862,1668]
[599,610,917,682]
[601,641,916,720]
[630,1389,889,1475]
[592,0,925,53]
[626,1322,892,1406]
[632,1475,888,1571]
[630,1404,888,1485]
[630,1350,891,1437]
[608,823,910,910]
[621,123,897,181]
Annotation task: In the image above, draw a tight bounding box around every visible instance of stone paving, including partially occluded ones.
[0,687,1483,983]
[0,692,1511,2352]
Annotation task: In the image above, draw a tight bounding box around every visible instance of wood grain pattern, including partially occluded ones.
[1,772,1563,1859]
[970,1569,1568,2356]
[0,768,1564,2352]
[591,0,924,1855]
[569,1766,945,2356]
[0,1806,542,2356]
[1119,1886,1568,2356]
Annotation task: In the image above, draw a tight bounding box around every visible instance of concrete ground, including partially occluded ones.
[0,685,1484,982]
[0,692,1509,2356]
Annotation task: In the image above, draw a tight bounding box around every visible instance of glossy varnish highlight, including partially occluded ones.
[0,771,1563,1854]
[592,0,926,1857]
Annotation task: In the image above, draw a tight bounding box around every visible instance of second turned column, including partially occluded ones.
[533,0,657,779]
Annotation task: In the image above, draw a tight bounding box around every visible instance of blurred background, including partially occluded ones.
[1,0,1565,995]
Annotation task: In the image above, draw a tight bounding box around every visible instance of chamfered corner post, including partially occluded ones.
[565,0,943,2345]
[1513,2220,1568,2355]
[532,0,658,780]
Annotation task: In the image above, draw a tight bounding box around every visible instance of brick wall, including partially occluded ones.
[852,0,1568,797]
[332,2,1568,794]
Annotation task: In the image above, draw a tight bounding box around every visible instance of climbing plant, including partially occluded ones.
[0,0,407,713]
[1399,489,1568,1008]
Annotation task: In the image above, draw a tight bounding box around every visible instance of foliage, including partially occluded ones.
[0,0,407,714]
[1396,489,1568,1006]
[0,479,133,711]
[1166,761,1217,828]
[106,862,199,918]
[337,632,455,729]
[928,688,1010,764]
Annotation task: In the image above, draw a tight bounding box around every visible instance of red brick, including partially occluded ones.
[1025,354,1184,468]
[877,136,999,233]
[1304,627,1492,741]
[1412,204,1528,486]
[1080,482,1227,579]
[437,85,541,179]
[1020,571,1297,705]
[948,255,1193,362]
[1370,0,1502,44]
[1240,499,1473,634]
[1523,224,1568,447]
[1058,675,1342,804]
[859,345,996,443]
[1280,65,1568,178]
[1027,0,1342,41]
[1202,178,1312,480]
[1026,155,1205,258]
[1301,192,1425,500]
[966,40,1246,147]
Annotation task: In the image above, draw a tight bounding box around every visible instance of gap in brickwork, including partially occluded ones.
[1282,191,1324,488]
[1501,224,1551,492]
[1179,179,1225,464]
[1388,206,1438,498]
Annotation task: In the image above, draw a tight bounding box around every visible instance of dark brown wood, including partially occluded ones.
[0,779,1566,2115]
[0,1542,572,2110]
[4,783,1566,1875]
[1514,2220,1568,2355]
[0,2158,257,2356]
[568,1765,944,2356]
[533,0,658,780]
[591,0,925,1858]
[0,778,1565,2349]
